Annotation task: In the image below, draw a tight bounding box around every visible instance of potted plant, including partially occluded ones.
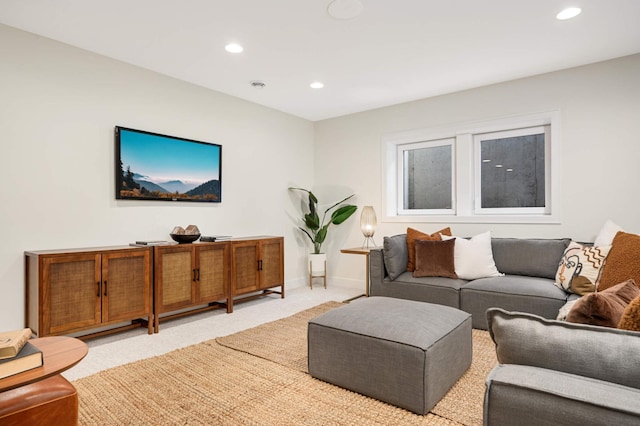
[289,187,357,285]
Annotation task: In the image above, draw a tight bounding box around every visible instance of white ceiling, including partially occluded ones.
[1,0,639,121]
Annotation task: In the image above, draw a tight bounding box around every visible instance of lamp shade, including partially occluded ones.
[360,206,377,238]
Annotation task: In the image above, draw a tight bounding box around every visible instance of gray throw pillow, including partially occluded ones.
[487,308,640,389]
[491,238,571,279]
[383,234,408,280]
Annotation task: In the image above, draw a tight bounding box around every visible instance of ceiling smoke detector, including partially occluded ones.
[327,0,364,20]
[250,80,266,89]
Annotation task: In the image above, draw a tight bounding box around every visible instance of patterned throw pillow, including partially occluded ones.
[554,242,611,295]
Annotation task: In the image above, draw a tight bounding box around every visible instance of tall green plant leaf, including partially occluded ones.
[304,213,320,230]
[315,225,329,245]
[323,194,355,215]
[307,192,317,217]
[330,205,357,224]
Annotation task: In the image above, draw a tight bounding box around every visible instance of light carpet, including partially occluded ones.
[74,302,497,425]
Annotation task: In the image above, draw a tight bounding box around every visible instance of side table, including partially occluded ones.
[0,336,88,425]
[340,247,373,302]
[0,336,88,392]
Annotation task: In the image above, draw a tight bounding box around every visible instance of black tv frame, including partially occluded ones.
[115,126,222,203]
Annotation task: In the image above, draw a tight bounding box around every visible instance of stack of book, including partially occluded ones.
[130,240,178,247]
[200,235,232,242]
[0,328,43,379]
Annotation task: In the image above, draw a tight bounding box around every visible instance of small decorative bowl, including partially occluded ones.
[170,233,201,244]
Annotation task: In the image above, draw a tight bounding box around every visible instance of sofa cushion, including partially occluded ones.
[461,276,567,329]
[554,241,611,295]
[491,238,571,279]
[413,239,458,279]
[406,227,451,272]
[441,231,502,280]
[566,279,640,328]
[486,308,640,389]
[383,234,408,280]
[619,296,640,332]
[465,276,566,299]
[599,231,640,291]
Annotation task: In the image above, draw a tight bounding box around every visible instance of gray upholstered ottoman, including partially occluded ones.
[308,296,472,414]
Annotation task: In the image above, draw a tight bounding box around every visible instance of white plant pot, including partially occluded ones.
[309,253,327,276]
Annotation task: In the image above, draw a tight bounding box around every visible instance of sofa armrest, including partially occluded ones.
[369,248,386,295]
[487,308,640,390]
[484,364,640,426]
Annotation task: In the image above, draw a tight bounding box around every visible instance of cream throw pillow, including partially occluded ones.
[594,219,623,247]
[441,231,502,280]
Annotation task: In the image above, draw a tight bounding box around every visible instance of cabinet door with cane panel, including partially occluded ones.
[230,237,284,311]
[154,242,230,332]
[26,246,152,338]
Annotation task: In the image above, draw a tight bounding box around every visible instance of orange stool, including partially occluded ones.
[0,375,78,426]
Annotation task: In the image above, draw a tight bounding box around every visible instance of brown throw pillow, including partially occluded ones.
[406,226,452,272]
[566,279,640,328]
[599,231,640,291]
[618,295,640,332]
[413,238,458,279]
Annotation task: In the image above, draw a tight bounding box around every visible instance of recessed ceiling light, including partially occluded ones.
[556,7,582,20]
[225,43,243,53]
[310,82,324,89]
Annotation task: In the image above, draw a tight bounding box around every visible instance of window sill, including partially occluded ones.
[382,214,561,225]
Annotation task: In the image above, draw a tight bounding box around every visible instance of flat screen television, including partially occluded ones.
[115,126,222,202]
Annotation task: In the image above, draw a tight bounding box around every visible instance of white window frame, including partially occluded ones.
[397,138,456,216]
[473,125,551,215]
[381,111,561,224]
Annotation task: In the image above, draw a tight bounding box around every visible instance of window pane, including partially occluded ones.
[403,145,452,210]
[480,133,545,208]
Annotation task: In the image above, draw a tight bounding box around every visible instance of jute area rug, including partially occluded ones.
[74,302,497,425]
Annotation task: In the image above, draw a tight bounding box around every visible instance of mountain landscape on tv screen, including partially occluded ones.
[119,168,220,201]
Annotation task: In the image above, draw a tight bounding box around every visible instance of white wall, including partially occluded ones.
[0,24,316,329]
[2,22,640,330]
[315,54,640,282]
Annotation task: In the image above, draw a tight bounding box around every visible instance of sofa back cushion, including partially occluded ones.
[487,308,640,389]
[383,234,408,280]
[491,238,571,279]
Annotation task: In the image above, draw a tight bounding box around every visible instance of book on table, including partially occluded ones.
[200,235,232,242]
[0,342,43,379]
[0,328,32,360]
[130,241,178,247]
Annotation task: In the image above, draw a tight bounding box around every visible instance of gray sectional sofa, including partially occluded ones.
[369,234,575,329]
[368,232,640,424]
